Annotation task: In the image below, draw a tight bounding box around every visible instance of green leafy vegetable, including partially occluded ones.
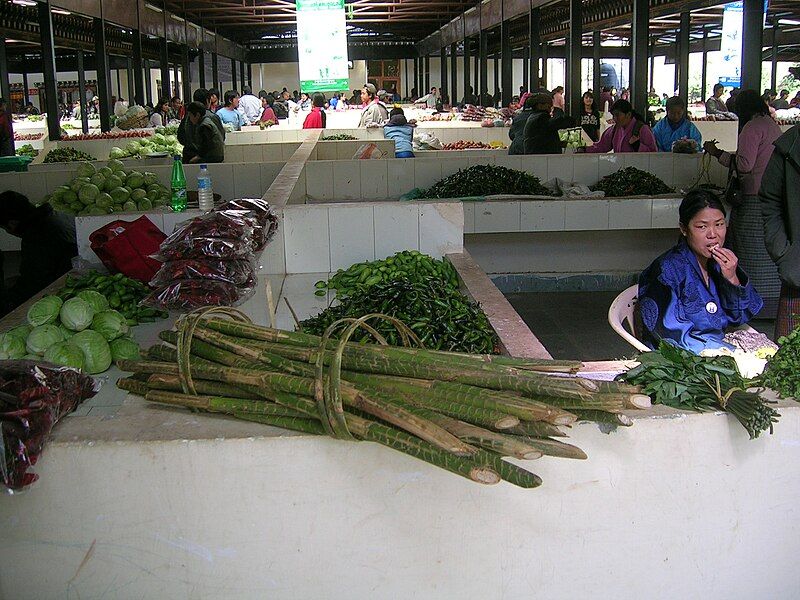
[59,297,95,332]
[589,166,674,197]
[43,341,86,370]
[760,326,800,399]
[70,330,112,374]
[91,310,129,341]
[0,334,26,359]
[26,324,64,355]
[420,164,554,199]
[109,337,141,362]
[27,296,63,327]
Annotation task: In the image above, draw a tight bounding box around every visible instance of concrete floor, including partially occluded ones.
[505,290,776,362]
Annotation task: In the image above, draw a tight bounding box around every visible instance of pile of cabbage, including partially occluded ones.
[109,132,182,160]
[0,294,141,374]
[47,159,171,216]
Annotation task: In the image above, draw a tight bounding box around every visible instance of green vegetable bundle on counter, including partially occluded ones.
[57,271,167,323]
[759,326,800,400]
[619,341,780,439]
[420,165,554,199]
[15,144,38,158]
[320,134,357,141]
[46,159,170,216]
[0,294,141,373]
[109,133,182,160]
[43,147,97,163]
[589,166,674,197]
[315,251,459,297]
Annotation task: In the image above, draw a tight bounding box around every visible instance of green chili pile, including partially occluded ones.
[421,165,553,199]
[315,251,459,297]
[301,277,499,354]
[589,166,674,197]
[619,341,779,439]
[760,326,800,399]
[58,271,167,324]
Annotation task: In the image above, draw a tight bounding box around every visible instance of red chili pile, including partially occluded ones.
[13,132,43,141]
[61,131,152,141]
[0,361,97,491]
[442,141,492,150]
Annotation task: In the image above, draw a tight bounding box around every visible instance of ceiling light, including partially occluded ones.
[51,8,71,14]
[11,0,37,6]
[779,18,800,26]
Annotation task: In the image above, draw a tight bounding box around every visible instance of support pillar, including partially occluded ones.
[126,58,134,103]
[630,0,649,116]
[404,58,409,98]
[95,17,112,131]
[77,50,89,133]
[159,38,170,100]
[22,71,29,107]
[701,26,708,101]
[529,8,540,90]
[493,56,499,97]
[522,53,528,91]
[144,60,152,106]
[592,30,601,95]
[501,20,513,106]
[567,0,583,114]
[240,61,246,91]
[172,64,179,96]
[232,58,237,91]
[211,53,219,90]
[0,40,9,103]
[198,52,206,89]
[182,46,191,102]
[463,38,471,101]
[540,42,548,88]
[741,0,764,92]
[479,31,488,99]
[424,55,430,91]
[770,22,778,91]
[132,29,145,105]
[440,46,448,102]
[450,42,458,106]
[678,11,690,100]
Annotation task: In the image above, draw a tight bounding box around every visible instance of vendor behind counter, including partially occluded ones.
[0,191,77,317]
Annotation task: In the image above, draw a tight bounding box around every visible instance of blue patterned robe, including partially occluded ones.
[638,240,763,353]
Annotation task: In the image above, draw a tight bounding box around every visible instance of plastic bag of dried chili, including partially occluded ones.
[153,212,255,261]
[140,279,251,310]
[217,198,279,252]
[149,258,256,288]
[0,360,98,492]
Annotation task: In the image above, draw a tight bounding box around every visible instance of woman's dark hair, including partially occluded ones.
[258,90,269,99]
[223,90,238,106]
[208,88,220,99]
[665,96,686,111]
[187,101,206,117]
[265,94,275,106]
[192,88,210,105]
[312,93,325,108]
[734,89,770,131]
[611,99,646,123]
[679,189,726,227]
[582,91,596,113]
[389,107,405,118]
[158,97,170,111]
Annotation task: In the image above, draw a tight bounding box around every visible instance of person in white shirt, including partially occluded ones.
[238,86,262,125]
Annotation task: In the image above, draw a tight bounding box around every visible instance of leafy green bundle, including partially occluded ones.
[589,166,674,197]
[618,341,779,439]
[422,165,553,199]
[760,326,800,399]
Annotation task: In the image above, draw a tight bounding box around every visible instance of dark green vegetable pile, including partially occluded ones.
[315,251,459,297]
[421,165,553,199]
[321,134,357,141]
[589,166,674,197]
[300,278,498,354]
[44,147,96,163]
[58,271,167,324]
[619,341,779,439]
[760,326,800,399]
[15,144,38,158]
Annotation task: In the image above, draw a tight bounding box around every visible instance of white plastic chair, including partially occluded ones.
[608,284,757,353]
[608,285,650,352]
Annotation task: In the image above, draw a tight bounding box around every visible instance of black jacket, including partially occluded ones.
[515,110,575,155]
[507,109,534,155]
[759,124,800,288]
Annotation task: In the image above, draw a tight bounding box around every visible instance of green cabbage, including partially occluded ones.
[76,162,96,178]
[26,324,64,355]
[122,201,137,212]
[98,166,113,178]
[43,341,85,370]
[109,147,127,160]
[27,295,63,326]
[0,334,26,359]
[125,141,141,155]
[60,297,95,331]
[130,188,147,202]
[91,310,129,341]
[109,337,140,362]
[5,324,32,341]
[59,324,75,339]
[107,159,125,172]
[104,174,123,192]
[76,290,109,313]
[70,330,112,374]
[79,183,100,204]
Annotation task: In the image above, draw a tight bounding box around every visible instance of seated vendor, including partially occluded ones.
[638,189,763,353]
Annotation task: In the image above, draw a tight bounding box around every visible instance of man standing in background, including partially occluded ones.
[238,86,262,124]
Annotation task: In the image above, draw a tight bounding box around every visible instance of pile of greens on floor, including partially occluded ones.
[759,326,800,399]
[420,165,553,199]
[303,251,498,354]
[618,341,780,439]
[589,166,674,197]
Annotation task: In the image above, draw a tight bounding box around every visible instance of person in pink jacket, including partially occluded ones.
[704,89,783,317]
[583,99,657,153]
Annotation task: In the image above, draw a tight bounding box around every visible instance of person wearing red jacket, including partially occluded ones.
[302,93,327,129]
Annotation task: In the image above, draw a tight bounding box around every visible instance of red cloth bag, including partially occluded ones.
[89,216,166,282]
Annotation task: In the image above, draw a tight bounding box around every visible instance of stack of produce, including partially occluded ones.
[57,270,167,323]
[420,164,554,199]
[1,361,97,491]
[155,125,179,137]
[60,131,151,141]
[0,293,141,374]
[47,159,170,215]
[589,166,674,197]
[15,144,38,158]
[441,141,493,150]
[43,147,96,163]
[305,252,495,353]
[461,105,487,122]
[558,128,586,149]
[143,199,277,310]
[619,341,780,439]
[321,134,357,141]
[109,132,182,159]
[760,325,800,400]
[114,105,149,130]
[117,309,651,488]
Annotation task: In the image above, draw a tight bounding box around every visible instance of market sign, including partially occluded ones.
[296,0,350,93]
[718,1,743,87]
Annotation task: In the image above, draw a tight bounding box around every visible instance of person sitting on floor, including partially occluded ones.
[638,189,763,353]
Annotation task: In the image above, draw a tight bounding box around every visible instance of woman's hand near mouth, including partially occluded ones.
[711,246,740,285]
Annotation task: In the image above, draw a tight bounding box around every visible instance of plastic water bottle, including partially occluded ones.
[170,156,187,212]
[197,164,214,211]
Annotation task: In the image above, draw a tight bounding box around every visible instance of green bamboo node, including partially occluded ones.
[315,313,425,440]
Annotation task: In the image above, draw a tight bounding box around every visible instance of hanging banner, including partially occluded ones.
[296,0,350,93]
[718,1,743,88]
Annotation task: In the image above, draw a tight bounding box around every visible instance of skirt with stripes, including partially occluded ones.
[776,283,800,339]
[729,194,782,318]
